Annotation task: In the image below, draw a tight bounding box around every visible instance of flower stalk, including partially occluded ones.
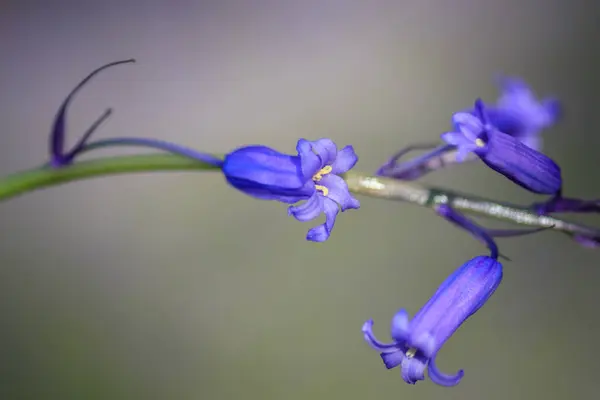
[1,152,597,244]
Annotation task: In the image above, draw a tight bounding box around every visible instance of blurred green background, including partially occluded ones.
[1,1,599,399]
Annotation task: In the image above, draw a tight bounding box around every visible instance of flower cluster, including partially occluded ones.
[42,61,599,388]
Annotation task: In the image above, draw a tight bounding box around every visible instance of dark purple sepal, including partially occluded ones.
[49,59,136,167]
[533,196,600,214]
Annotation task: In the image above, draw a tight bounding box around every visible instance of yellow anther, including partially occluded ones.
[405,347,418,359]
[312,165,333,182]
[475,138,486,148]
[315,184,329,196]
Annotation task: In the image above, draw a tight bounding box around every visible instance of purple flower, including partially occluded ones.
[223,138,360,242]
[441,99,562,195]
[490,76,561,150]
[362,255,503,387]
[49,59,136,167]
[75,136,360,242]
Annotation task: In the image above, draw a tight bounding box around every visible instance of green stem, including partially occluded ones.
[0,154,220,200]
[0,153,598,243]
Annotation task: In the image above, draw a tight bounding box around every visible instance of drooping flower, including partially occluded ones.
[362,255,503,387]
[223,138,360,241]
[441,99,562,195]
[74,136,360,242]
[49,59,136,167]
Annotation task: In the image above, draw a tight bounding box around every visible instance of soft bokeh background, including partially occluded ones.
[1,1,599,399]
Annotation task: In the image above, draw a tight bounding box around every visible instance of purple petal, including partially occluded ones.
[381,350,405,369]
[223,145,315,202]
[408,256,503,358]
[400,357,426,385]
[440,132,470,146]
[362,320,399,353]
[455,145,479,162]
[319,174,360,211]
[480,129,562,194]
[452,113,483,141]
[296,139,324,180]
[306,198,339,242]
[473,99,490,125]
[287,193,323,222]
[309,138,338,166]
[390,309,411,342]
[484,106,527,137]
[330,145,358,174]
[440,133,480,162]
[427,355,464,387]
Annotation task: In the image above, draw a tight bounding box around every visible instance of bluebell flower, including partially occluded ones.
[362,255,503,387]
[441,99,562,195]
[223,138,361,242]
[49,59,136,167]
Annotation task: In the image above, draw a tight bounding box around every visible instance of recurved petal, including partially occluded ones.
[481,129,562,194]
[440,132,470,146]
[452,112,483,141]
[306,198,339,242]
[362,320,400,353]
[330,145,358,174]
[400,357,426,385]
[381,350,405,369]
[456,145,480,162]
[427,355,464,387]
[296,139,323,179]
[287,193,323,222]
[309,138,338,166]
[319,174,360,211]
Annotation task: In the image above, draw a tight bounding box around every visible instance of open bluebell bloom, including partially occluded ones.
[49,59,136,167]
[487,76,561,151]
[362,255,503,387]
[441,99,562,195]
[223,138,360,241]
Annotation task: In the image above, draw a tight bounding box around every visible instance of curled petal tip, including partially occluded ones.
[381,351,405,369]
[428,356,464,387]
